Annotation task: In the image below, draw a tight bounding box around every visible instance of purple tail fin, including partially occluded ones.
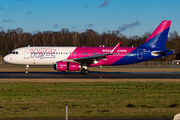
[140,20,171,49]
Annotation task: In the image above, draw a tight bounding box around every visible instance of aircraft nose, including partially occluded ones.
[3,55,12,63]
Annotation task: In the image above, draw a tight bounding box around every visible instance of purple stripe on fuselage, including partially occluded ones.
[67,47,136,65]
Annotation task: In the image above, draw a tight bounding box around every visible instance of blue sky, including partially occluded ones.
[0,0,180,37]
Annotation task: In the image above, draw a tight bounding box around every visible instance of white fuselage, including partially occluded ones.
[4,47,76,65]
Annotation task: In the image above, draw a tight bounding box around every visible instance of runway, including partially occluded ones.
[0,71,180,78]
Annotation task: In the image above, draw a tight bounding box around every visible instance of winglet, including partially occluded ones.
[99,45,105,47]
[111,42,121,53]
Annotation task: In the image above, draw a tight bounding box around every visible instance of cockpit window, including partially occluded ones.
[10,51,18,54]
[10,51,15,54]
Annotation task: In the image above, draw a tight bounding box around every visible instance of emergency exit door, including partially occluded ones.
[24,49,30,59]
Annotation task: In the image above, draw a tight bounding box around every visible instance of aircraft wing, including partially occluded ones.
[73,54,108,64]
[62,42,121,64]
[62,52,115,64]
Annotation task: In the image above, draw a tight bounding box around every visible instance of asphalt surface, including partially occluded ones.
[0,71,180,79]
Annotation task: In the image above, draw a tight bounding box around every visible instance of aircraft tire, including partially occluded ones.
[81,68,85,74]
[25,70,28,74]
[84,69,89,75]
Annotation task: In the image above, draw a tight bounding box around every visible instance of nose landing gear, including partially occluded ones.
[25,65,29,74]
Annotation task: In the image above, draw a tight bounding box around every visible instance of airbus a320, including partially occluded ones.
[4,20,174,74]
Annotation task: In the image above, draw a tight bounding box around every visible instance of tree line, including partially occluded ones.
[0,28,180,61]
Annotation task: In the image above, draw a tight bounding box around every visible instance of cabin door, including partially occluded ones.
[137,49,143,59]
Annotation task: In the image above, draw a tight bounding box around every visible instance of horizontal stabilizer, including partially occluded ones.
[151,50,174,56]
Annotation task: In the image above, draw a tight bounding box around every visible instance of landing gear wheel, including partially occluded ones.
[25,70,28,74]
[84,69,89,75]
[81,68,89,74]
[25,65,29,74]
[81,68,85,74]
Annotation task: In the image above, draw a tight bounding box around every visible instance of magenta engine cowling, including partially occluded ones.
[54,61,80,71]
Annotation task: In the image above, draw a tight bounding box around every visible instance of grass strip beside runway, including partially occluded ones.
[0,79,179,119]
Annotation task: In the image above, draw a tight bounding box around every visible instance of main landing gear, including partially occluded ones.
[81,68,89,75]
[25,65,29,74]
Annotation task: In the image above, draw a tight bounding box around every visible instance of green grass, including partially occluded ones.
[0,82,180,119]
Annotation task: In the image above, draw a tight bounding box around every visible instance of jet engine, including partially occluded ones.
[54,61,80,72]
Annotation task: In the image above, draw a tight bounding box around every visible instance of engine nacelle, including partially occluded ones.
[54,61,80,72]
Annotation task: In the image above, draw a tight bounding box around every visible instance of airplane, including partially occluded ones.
[3,20,174,74]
